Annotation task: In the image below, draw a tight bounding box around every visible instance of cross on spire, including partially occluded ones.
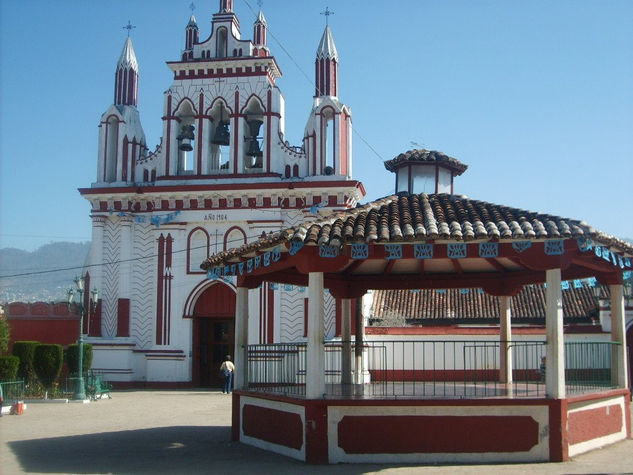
[189,2,196,13]
[122,20,136,37]
[257,0,263,7]
[320,6,334,26]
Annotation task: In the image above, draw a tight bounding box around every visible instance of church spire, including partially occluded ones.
[184,13,199,60]
[315,26,338,97]
[115,36,139,107]
[219,0,233,13]
[253,10,267,47]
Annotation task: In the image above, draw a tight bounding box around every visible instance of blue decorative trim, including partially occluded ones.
[573,279,583,289]
[254,255,261,269]
[223,265,230,275]
[436,289,447,294]
[544,240,564,255]
[263,252,271,267]
[238,262,244,275]
[351,243,369,259]
[414,244,433,259]
[512,241,532,253]
[289,240,304,255]
[272,247,281,262]
[479,242,498,258]
[385,244,402,260]
[459,289,470,294]
[269,283,278,290]
[561,281,570,290]
[247,259,253,273]
[576,238,593,252]
[284,284,293,291]
[588,277,597,287]
[230,264,237,275]
[447,243,467,258]
[319,245,339,258]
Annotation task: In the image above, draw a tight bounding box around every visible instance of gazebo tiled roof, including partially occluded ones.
[383,149,468,175]
[201,192,633,268]
[370,283,603,324]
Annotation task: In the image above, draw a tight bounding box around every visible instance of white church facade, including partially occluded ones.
[80,0,365,386]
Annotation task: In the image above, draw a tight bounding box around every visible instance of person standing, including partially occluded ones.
[220,355,235,394]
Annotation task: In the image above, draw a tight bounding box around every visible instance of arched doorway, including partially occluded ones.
[191,282,236,387]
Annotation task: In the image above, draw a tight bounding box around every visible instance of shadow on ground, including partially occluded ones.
[8,425,391,474]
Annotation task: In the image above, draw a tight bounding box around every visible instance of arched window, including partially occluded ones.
[224,226,247,251]
[104,116,119,182]
[293,164,299,177]
[285,165,291,178]
[143,169,149,182]
[233,48,238,57]
[188,228,209,273]
[216,28,228,58]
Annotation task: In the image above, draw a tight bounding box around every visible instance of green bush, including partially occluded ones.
[66,343,93,375]
[33,344,63,390]
[0,355,19,380]
[12,341,39,383]
[0,317,10,354]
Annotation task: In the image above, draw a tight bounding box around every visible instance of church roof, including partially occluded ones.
[384,149,468,176]
[316,26,338,60]
[188,14,198,28]
[370,283,602,325]
[201,192,633,268]
[117,37,138,71]
[256,10,266,24]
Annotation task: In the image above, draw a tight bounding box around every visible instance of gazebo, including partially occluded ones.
[201,150,631,464]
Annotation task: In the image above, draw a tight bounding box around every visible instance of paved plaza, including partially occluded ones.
[1,390,632,474]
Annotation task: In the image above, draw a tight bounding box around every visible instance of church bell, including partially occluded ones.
[245,119,264,162]
[211,121,231,146]
[177,124,195,152]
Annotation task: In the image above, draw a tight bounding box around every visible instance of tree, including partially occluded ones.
[33,344,63,392]
[0,316,9,354]
[66,343,93,376]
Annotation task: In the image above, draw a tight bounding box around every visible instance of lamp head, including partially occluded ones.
[67,288,75,304]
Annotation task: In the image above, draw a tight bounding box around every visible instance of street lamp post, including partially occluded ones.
[67,275,98,401]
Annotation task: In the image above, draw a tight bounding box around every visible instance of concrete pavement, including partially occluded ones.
[1,390,632,474]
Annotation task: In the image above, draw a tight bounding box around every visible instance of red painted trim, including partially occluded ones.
[116,298,130,337]
[122,136,129,182]
[568,404,623,445]
[267,283,274,343]
[266,89,272,172]
[232,393,240,441]
[233,90,239,172]
[197,92,204,172]
[165,235,173,345]
[165,95,172,175]
[548,398,567,462]
[337,414,539,454]
[156,235,165,345]
[242,404,303,450]
[305,401,328,464]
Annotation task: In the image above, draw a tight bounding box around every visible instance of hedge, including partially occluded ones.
[66,343,93,375]
[33,344,63,389]
[0,355,19,380]
[12,341,39,382]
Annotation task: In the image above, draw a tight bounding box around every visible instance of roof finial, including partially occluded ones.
[122,20,136,37]
[190,2,196,13]
[257,0,263,7]
[320,7,334,26]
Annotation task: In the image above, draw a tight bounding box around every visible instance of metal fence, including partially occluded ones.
[0,380,26,402]
[246,340,619,398]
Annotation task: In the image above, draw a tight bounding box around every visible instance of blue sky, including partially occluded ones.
[1,0,632,252]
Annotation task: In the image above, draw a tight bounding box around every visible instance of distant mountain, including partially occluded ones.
[0,242,91,303]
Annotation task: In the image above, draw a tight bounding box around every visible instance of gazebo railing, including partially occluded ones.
[245,340,618,398]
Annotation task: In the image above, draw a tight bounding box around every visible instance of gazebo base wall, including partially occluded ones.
[231,389,630,464]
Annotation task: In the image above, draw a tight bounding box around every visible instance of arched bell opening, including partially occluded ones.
[321,106,336,176]
[175,100,197,175]
[209,101,232,173]
[242,98,265,172]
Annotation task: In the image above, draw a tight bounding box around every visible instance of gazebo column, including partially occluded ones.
[546,268,565,399]
[354,296,365,386]
[341,298,352,387]
[234,286,249,390]
[609,284,628,388]
[307,272,325,398]
[499,296,513,386]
